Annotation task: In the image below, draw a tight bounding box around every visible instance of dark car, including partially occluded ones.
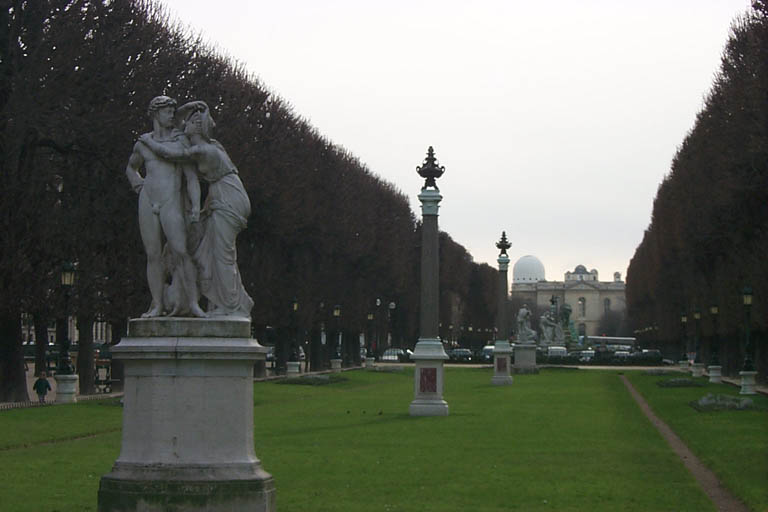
[480,345,495,363]
[449,348,473,363]
[380,348,412,362]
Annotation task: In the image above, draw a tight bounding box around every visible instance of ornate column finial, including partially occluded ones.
[496,231,511,256]
[416,146,445,190]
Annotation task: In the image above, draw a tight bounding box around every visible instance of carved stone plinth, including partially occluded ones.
[739,370,758,395]
[513,343,538,374]
[707,365,722,384]
[678,360,689,372]
[330,359,342,373]
[54,374,78,404]
[409,339,449,416]
[491,341,513,385]
[97,317,274,512]
[365,357,375,369]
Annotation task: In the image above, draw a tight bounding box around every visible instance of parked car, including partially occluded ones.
[481,345,495,363]
[579,350,595,362]
[380,348,411,362]
[449,348,473,363]
[547,346,567,357]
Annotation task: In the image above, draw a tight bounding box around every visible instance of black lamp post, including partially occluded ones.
[388,301,396,348]
[680,312,688,362]
[742,286,754,372]
[693,309,701,364]
[289,298,299,363]
[709,304,719,366]
[58,262,76,375]
[367,312,374,357]
[333,304,342,360]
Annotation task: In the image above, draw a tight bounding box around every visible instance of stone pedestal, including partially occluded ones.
[691,363,705,377]
[409,339,449,416]
[98,317,274,512]
[330,359,342,373]
[678,360,689,372]
[707,365,722,384]
[739,370,758,395]
[491,341,513,385]
[365,357,375,369]
[513,343,538,374]
[54,374,78,404]
[286,361,301,375]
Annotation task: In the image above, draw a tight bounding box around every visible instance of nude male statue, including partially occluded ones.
[125,95,206,318]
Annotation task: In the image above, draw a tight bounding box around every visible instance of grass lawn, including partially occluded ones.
[626,371,768,512]
[0,368,721,511]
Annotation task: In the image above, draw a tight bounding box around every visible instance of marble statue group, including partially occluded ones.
[125,96,253,318]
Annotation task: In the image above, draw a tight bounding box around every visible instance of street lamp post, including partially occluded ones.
[678,313,689,371]
[707,305,722,383]
[55,262,78,403]
[739,287,757,394]
[330,305,342,372]
[388,301,396,348]
[286,299,301,375]
[691,309,704,377]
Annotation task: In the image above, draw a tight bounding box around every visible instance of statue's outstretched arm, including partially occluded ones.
[138,134,195,162]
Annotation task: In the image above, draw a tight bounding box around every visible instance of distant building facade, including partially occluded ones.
[510,256,626,338]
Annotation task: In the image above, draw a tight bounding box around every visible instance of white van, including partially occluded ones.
[547,346,567,357]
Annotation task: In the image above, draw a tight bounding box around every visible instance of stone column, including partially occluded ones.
[410,147,449,417]
[492,232,513,385]
[98,317,274,512]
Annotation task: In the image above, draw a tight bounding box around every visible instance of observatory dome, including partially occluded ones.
[512,255,546,283]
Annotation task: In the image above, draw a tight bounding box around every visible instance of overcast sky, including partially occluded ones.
[160,0,750,281]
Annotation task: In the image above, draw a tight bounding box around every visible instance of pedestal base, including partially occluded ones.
[491,340,513,385]
[330,359,342,372]
[678,360,689,372]
[691,363,705,377]
[513,343,537,374]
[54,374,78,404]
[409,339,449,417]
[739,370,758,395]
[707,365,722,384]
[365,357,375,369]
[98,317,273,512]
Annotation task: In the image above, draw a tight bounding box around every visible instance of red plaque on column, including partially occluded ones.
[420,367,437,393]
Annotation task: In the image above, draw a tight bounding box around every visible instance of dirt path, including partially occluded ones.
[620,375,749,512]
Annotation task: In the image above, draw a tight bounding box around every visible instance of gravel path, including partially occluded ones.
[620,375,749,512]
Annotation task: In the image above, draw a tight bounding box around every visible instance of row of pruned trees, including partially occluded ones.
[0,0,498,401]
[626,2,768,379]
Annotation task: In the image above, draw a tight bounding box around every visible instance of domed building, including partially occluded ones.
[512,255,546,283]
[510,258,626,338]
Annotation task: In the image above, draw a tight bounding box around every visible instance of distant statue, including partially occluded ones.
[125,96,206,318]
[516,305,537,343]
[139,101,253,317]
[539,310,565,345]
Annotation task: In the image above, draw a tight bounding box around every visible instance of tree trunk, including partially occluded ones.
[0,308,30,402]
[33,311,48,376]
[109,317,126,392]
[76,313,95,395]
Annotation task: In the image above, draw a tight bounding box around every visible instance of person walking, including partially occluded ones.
[33,372,52,404]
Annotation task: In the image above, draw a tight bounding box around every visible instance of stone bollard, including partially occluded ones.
[707,365,722,384]
[691,363,705,378]
[739,370,758,395]
[54,374,78,404]
[286,361,301,375]
[365,357,375,369]
[678,360,689,372]
[330,359,342,373]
